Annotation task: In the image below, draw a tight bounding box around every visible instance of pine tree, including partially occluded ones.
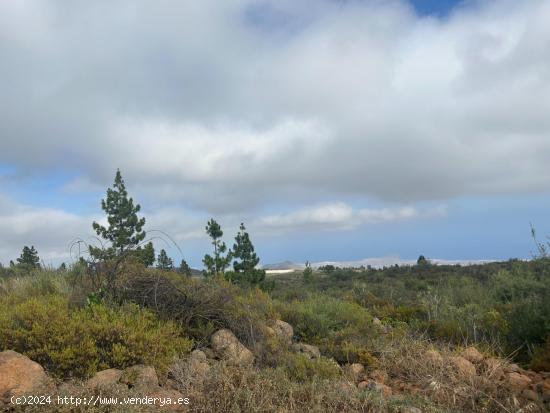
[135,242,155,267]
[303,261,313,283]
[16,246,40,269]
[417,255,429,266]
[202,218,231,276]
[177,259,192,277]
[156,249,174,270]
[231,223,265,284]
[90,169,147,261]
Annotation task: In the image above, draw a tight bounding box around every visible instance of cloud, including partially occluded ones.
[0,0,549,214]
[257,202,445,233]
[0,194,209,265]
[0,194,95,264]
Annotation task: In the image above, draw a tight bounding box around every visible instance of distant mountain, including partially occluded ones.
[261,260,304,270]
[262,256,496,270]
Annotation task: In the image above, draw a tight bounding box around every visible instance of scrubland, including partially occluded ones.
[0,257,548,412]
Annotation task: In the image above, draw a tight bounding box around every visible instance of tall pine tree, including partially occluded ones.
[231,223,265,284]
[90,169,148,262]
[177,259,192,277]
[16,246,40,269]
[202,218,231,276]
[156,249,174,270]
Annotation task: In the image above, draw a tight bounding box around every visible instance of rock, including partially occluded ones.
[366,380,392,397]
[265,326,276,337]
[120,365,159,390]
[191,349,207,362]
[0,350,56,403]
[202,347,216,359]
[506,372,532,392]
[525,371,543,383]
[188,350,210,379]
[357,381,369,390]
[369,369,389,384]
[449,356,476,377]
[291,343,321,359]
[462,347,484,364]
[272,320,294,345]
[344,364,365,382]
[86,368,123,391]
[543,378,550,391]
[211,329,255,366]
[483,358,505,380]
[505,363,521,373]
[424,349,443,364]
[372,317,382,326]
[521,388,540,402]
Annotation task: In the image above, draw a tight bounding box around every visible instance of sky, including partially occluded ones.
[1,0,550,268]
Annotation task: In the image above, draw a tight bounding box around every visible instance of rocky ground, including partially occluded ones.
[1,320,549,412]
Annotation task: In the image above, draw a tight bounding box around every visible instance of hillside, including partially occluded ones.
[0,258,548,412]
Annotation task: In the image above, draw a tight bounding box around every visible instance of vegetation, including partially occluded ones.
[0,170,548,412]
[269,259,550,369]
[156,248,174,270]
[202,218,232,277]
[89,169,149,262]
[227,223,266,285]
[178,259,192,277]
[0,271,192,379]
[16,245,40,270]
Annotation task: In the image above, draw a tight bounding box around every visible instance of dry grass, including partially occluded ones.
[376,334,539,413]
[170,360,434,413]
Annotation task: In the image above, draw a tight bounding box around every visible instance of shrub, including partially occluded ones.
[276,294,380,363]
[0,296,192,378]
[279,352,341,382]
[119,272,279,362]
[530,335,550,371]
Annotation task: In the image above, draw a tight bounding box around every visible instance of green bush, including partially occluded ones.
[276,294,379,363]
[0,296,192,378]
[280,352,341,382]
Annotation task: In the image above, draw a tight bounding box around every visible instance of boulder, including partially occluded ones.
[482,358,504,380]
[504,363,521,373]
[449,356,476,377]
[211,329,254,366]
[344,363,365,382]
[424,349,443,364]
[357,381,369,390]
[0,350,56,403]
[520,388,539,402]
[525,370,543,383]
[366,380,392,397]
[187,350,210,380]
[506,372,532,392]
[291,343,321,359]
[369,369,389,384]
[86,368,123,391]
[272,320,294,345]
[461,347,484,364]
[120,365,159,390]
